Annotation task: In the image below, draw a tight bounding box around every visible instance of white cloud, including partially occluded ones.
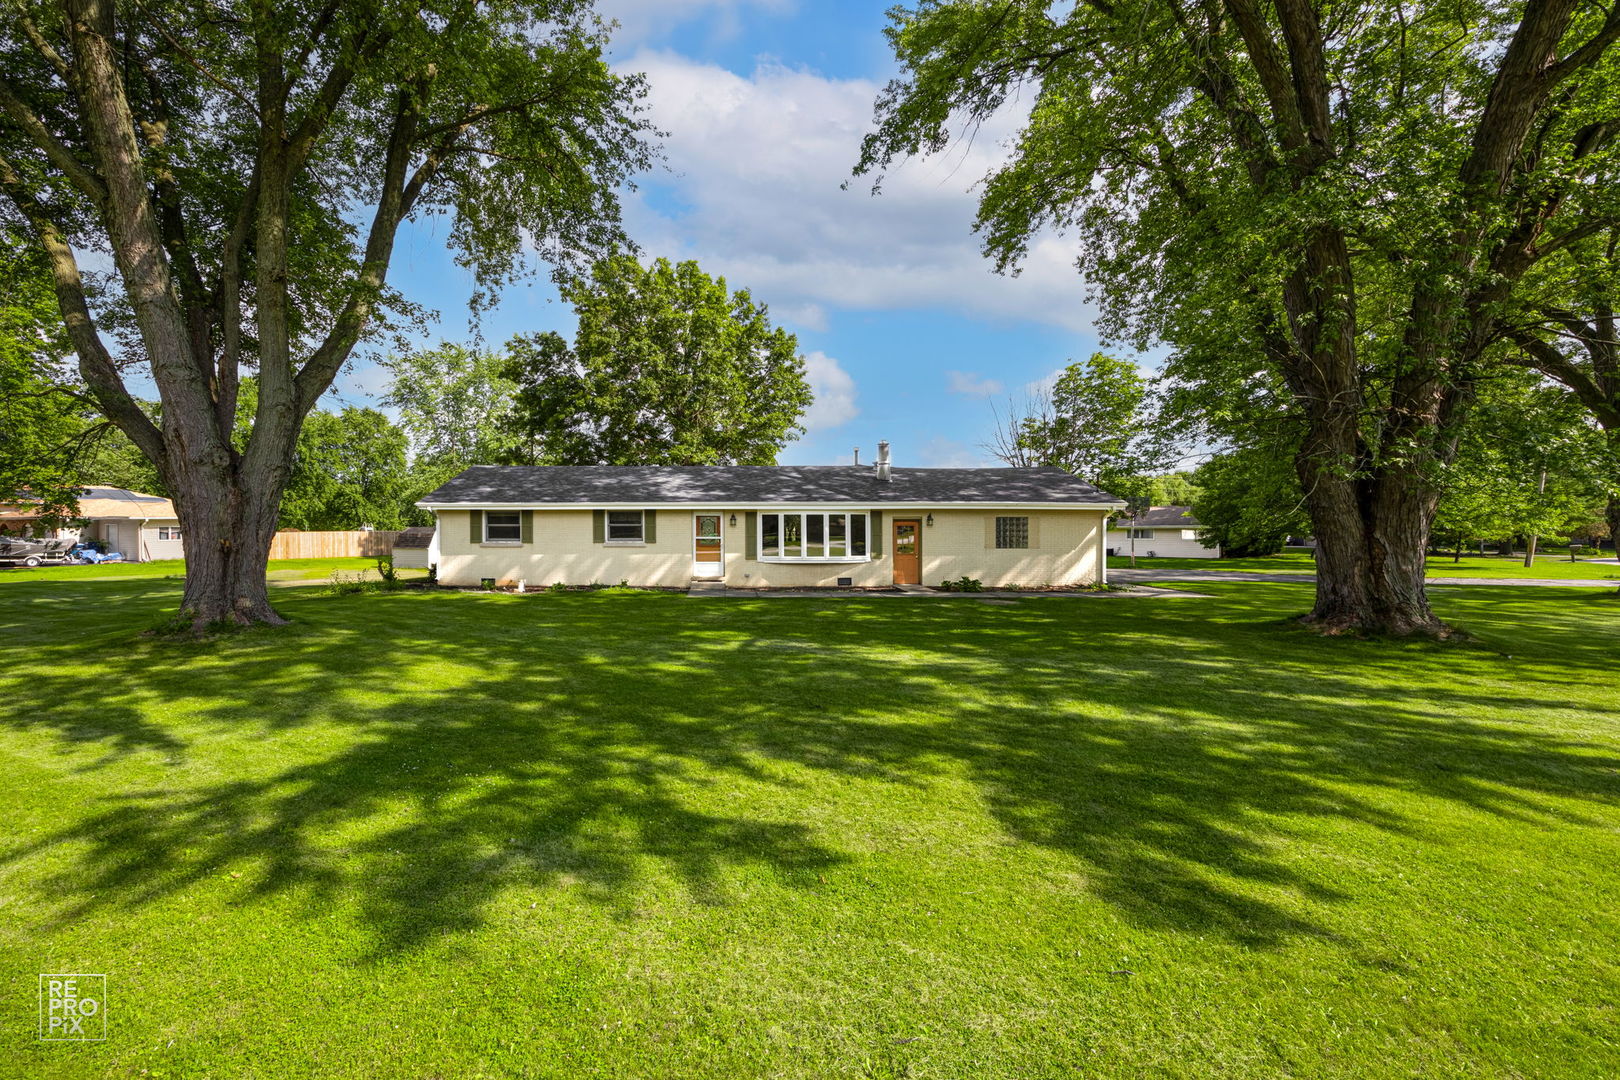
[1022,367,1064,398]
[946,370,1004,398]
[917,435,993,468]
[599,0,795,46]
[775,301,828,333]
[616,52,1099,332]
[801,350,857,430]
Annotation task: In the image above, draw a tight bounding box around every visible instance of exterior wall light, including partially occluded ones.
[925,513,934,527]
[729,514,738,527]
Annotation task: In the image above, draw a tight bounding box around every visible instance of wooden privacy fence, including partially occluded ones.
[268,530,402,560]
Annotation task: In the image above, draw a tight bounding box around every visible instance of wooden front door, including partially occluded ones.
[693,514,723,578]
[892,519,921,585]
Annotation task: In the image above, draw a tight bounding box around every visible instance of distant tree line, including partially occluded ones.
[988,352,1614,560]
[4,256,812,534]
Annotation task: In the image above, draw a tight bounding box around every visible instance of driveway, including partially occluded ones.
[1109,567,1620,589]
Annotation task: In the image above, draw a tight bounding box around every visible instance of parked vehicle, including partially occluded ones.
[0,538,75,567]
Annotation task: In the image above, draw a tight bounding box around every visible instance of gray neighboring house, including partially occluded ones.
[1105,505,1221,559]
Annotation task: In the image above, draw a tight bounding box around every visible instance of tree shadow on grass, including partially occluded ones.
[3,584,1618,956]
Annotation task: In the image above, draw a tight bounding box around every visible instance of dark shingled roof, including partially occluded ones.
[1132,505,1203,528]
[391,526,435,549]
[420,465,1120,506]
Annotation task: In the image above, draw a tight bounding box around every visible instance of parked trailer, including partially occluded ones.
[0,538,76,567]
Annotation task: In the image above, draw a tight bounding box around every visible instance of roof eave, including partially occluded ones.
[415,499,1127,511]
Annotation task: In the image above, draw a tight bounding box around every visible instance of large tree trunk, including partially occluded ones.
[1298,464,1449,636]
[170,467,286,626]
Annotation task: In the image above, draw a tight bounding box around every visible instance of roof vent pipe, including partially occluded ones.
[876,440,891,483]
[853,447,860,466]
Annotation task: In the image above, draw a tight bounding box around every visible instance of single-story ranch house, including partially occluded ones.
[1104,505,1221,559]
[419,448,1123,589]
[0,486,183,562]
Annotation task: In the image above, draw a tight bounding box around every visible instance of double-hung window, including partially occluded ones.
[758,511,868,561]
[484,512,522,543]
[156,526,182,541]
[1128,528,1154,540]
[606,511,644,543]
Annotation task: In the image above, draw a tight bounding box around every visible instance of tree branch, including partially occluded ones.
[16,14,72,82]
[0,79,109,202]
[1506,327,1620,427]
[293,79,426,413]
[0,151,166,465]
[1547,5,1620,84]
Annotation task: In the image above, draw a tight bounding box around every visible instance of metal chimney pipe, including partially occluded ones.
[876,440,891,482]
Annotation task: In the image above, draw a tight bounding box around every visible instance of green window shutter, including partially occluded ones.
[520,510,533,545]
[869,510,883,556]
[745,511,757,558]
[644,510,657,544]
[469,509,483,545]
[592,509,605,544]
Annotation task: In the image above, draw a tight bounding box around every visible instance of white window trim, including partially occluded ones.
[484,511,523,544]
[756,510,873,563]
[756,556,871,564]
[605,510,645,544]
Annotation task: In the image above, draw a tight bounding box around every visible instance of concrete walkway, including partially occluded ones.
[687,582,1212,599]
[1109,567,1620,589]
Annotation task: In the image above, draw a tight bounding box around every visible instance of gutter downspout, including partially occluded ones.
[1100,514,1109,586]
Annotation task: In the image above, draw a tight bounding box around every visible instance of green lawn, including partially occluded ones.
[1108,550,1620,579]
[0,556,412,584]
[3,577,1618,1078]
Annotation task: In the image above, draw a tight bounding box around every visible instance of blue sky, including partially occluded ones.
[335,0,1123,468]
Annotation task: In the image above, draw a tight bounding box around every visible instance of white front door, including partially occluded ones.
[693,514,723,579]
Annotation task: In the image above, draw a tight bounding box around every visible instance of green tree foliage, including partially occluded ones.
[1500,227,1620,543]
[382,344,520,470]
[858,0,1620,635]
[1192,447,1311,557]
[381,343,519,521]
[986,353,1174,501]
[0,231,84,526]
[1434,375,1610,554]
[279,407,413,531]
[0,0,654,626]
[233,377,413,529]
[1149,471,1201,507]
[503,256,813,465]
[72,405,167,497]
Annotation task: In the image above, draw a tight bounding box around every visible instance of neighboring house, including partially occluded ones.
[0,486,183,561]
[391,526,436,570]
[1105,506,1221,559]
[0,503,48,537]
[76,487,184,562]
[418,446,1123,589]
